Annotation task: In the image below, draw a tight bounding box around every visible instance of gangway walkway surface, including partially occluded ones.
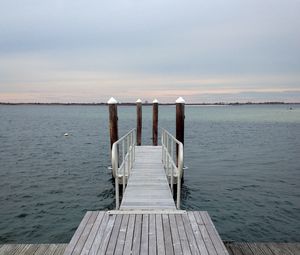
[120,146,176,210]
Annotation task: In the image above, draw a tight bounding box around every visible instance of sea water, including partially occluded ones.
[0,104,299,243]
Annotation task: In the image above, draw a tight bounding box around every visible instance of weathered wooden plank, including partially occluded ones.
[106,214,123,255]
[175,214,191,255]
[10,244,29,255]
[286,243,300,254]
[149,214,157,255]
[236,242,254,255]
[108,210,185,215]
[121,205,176,210]
[187,212,208,255]
[132,214,142,255]
[63,211,92,255]
[266,243,294,255]
[141,214,149,254]
[156,214,166,255]
[35,244,51,255]
[46,244,65,255]
[169,214,183,255]
[256,243,278,255]
[114,214,130,255]
[72,211,99,255]
[2,244,28,255]
[226,245,243,255]
[246,243,268,255]
[121,203,175,208]
[181,214,200,255]
[17,244,34,255]
[200,211,229,255]
[224,243,300,255]
[193,211,217,255]
[88,213,110,255]
[21,244,40,255]
[54,244,67,255]
[223,243,234,255]
[80,212,105,255]
[2,243,300,255]
[0,244,16,254]
[123,214,136,254]
[162,214,174,255]
[96,214,117,254]
[0,244,67,255]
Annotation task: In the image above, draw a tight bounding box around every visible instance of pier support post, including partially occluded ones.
[176,97,185,163]
[108,97,119,149]
[136,99,142,146]
[152,99,159,146]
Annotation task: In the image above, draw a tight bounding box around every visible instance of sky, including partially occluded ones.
[0,0,300,103]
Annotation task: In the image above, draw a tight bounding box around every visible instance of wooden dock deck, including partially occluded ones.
[62,140,232,254]
[0,244,67,255]
[2,243,300,255]
[63,210,229,255]
[120,146,176,210]
[0,242,300,255]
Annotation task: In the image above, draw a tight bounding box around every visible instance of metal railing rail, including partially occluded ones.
[161,128,183,209]
[111,128,136,209]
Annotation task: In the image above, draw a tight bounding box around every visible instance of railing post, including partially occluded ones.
[122,140,125,194]
[176,97,185,165]
[112,144,119,209]
[171,164,174,195]
[136,99,142,146]
[130,132,133,169]
[133,130,136,161]
[108,97,119,150]
[171,140,174,163]
[152,99,159,146]
[127,136,130,172]
[177,143,183,209]
[161,130,164,163]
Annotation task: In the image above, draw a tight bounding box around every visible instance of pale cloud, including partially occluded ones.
[0,0,299,102]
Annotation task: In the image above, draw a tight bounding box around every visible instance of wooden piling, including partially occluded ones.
[108,97,119,149]
[176,97,185,164]
[136,99,142,146]
[152,99,159,146]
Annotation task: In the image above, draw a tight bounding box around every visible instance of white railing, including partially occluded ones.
[111,129,136,209]
[161,128,183,209]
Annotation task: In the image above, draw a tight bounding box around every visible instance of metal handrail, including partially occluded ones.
[161,128,183,209]
[111,128,136,209]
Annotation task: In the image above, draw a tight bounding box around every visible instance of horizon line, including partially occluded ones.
[1,101,299,106]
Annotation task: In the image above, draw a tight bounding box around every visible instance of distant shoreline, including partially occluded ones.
[0,102,299,106]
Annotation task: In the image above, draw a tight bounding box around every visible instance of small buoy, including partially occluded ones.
[64,133,69,136]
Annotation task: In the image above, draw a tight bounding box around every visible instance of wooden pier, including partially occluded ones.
[63,211,229,255]
[2,243,300,255]
[61,128,231,254]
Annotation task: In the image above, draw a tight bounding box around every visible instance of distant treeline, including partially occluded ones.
[0,102,299,106]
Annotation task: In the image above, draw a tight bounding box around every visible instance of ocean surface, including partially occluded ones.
[0,104,299,244]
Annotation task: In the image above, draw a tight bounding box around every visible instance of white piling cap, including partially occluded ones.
[153,99,159,103]
[136,98,142,103]
[107,97,118,104]
[176,97,185,104]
